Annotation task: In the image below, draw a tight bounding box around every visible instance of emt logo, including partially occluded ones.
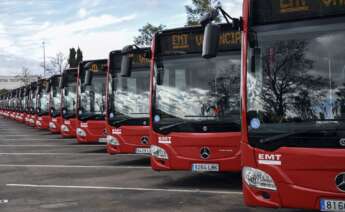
[258,154,282,165]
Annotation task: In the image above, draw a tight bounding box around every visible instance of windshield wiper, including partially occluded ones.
[111,117,130,128]
[158,121,188,135]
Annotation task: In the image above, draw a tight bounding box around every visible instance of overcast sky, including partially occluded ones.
[0,0,242,76]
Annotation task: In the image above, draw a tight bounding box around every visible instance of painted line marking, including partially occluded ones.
[0,199,8,204]
[6,184,242,195]
[0,145,105,147]
[0,153,106,156]
[1,139,72,141]
[0,153,144,156]
[0,135,51,136]
[0,164,150,169]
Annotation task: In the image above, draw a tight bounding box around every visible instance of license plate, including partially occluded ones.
[321,199,345,211]
[135,148,151,154]
[192,163,219,172]
[98,138,107,143]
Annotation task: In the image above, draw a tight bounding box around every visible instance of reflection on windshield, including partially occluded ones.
[38,91,49,113]
[248,23,345,134]
[51,86,61,111]
[64,84,76,114]
[112,70,150,118]
[80,76,105,115]
[155,55,241,123]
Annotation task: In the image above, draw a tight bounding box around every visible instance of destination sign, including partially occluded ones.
[109,50,150,74]
[157,25,241,55]
[83,59,107,73]
[252,0,345,25]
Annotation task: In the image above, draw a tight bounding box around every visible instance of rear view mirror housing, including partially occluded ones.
[59,73,66,89]
[202,23,220,58]
[120,45,133,77]
[84,70,93,86]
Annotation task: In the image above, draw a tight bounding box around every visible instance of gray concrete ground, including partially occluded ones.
[0,116,309,212]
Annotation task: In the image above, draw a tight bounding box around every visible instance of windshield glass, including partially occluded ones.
[29,89,37,113]
[110,68,150,120]
[38,89,49,114]
[153,54,241,133]
[80,74,106,119]
[51,84,61,115]
[63,81,76,117]
[247,21,345,146]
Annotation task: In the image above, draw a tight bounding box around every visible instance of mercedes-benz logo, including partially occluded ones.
[200,147,210,159]
[339,138,345,147]
[335,173,345,192]
[140,136,149,145]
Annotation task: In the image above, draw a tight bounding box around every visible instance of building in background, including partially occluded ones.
[0,75,39,90]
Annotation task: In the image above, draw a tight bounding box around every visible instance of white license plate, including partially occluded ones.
[98,138,107,143]
[321,199,345,211]
[135,148,151,154]
[192,163,219,172]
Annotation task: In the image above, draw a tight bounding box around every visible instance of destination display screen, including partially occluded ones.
[157,25,241,56]
[109,50,150,73]
[83,60,107,73]
[252,0,345,25]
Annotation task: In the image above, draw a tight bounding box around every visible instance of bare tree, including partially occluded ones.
[41,52,68,76]
[15,67,34,86]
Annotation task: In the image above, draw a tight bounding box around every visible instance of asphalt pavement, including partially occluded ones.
[0,116,310,212]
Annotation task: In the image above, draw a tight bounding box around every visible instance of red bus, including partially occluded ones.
[106,47,151,154]
[15,87,25,123]
[26,81,38,127]
[241,0,345,210]
[149,25,242,172]
[8,89,17,120]
[35,79,50,129]
[23,85,31,125]
[60,68,78,138]
[76,59,108,143]
[48,75,62,133]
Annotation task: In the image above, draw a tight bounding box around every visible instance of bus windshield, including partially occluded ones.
[38,89,49,115]
[113,69,149,117]
[80,74,106,120]
[247,21,345,147]
[51,81,61,117]
[153,53,241,133]
[62,80,76,118]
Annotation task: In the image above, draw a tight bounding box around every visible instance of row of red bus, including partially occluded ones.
[1,1,345,211]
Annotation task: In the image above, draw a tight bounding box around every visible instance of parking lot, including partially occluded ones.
[0,117,308,212]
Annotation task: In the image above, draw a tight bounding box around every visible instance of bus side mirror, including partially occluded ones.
[156,67,164,86]
[202,23,220,58]
[84,70,93,86]
[59,74,66,89]
[47,81,51,92]
[121,46,133,77]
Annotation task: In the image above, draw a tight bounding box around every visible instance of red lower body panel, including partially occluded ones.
[76,120,106,143]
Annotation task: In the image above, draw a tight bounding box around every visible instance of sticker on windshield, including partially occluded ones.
[250,118,261,129]
[154,115,160,123]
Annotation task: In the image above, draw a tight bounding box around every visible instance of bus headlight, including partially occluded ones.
[76,128,86,137]
[106,135,119,146]
[49,122,56,129]
[242,167,277,191]
[61,124,69,132]
[150,145,168,160]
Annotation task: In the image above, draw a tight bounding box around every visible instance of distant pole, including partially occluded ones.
[42,41,46,77]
